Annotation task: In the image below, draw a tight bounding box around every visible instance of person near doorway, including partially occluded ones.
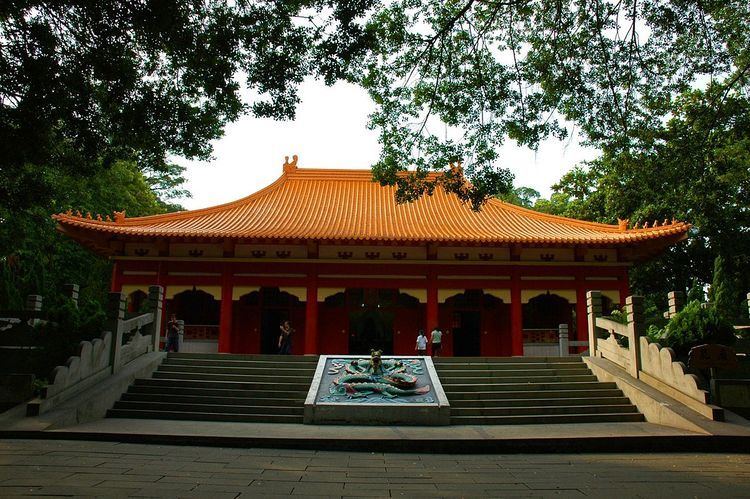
[430,326,442,357]
[278,320,294,355]
[415,330,428,355]
[165,314,180,353]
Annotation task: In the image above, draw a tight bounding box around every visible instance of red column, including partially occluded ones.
[110,261,121,292]
[304,274,318,354]
[218,266,232,353]
[510,272,523,356]
[575,276,588,344]
[619,269,631,306]
[426,272,438,332]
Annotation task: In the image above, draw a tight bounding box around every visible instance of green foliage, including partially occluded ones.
[710,255,743,321]
[357,0,750,205]
[497,187,541,208]
[607,309,628,325]
[649,301,737,356]
[0,160,182,310]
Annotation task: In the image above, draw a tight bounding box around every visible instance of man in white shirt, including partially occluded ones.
[430,327,442,357]
[415,330,428,355]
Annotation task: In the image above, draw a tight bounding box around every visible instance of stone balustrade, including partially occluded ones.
[27,285,164,416]
[586,291,722,421]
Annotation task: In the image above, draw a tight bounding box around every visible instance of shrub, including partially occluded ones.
[653,300,736,356]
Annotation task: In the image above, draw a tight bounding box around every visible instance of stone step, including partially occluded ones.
[129,383,308,399]
[437,367,591,376]
[441,381,618,392]
[113,400,304,416]
[166,353,319,363]
[451,404,639,417]
[162,359,318,370]
[151,371,311,388]
[135,377,308,393]
[450,413,645,425]
[447,396,633,408]
[438,375,599,384]
[107,408,301,424]
[157,365,314,379]
[121,392,303,406]
[434,363,587,371]
[434,356,583,364]
[444,388,625,400]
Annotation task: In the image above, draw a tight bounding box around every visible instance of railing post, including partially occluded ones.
[62,284,79,308]
[625,295,644,379]
[586,291,602,357]
[666,291,685,319]
[25,294,43,327]
[558,323,569,357]
[177,320,185,351]
[106,292,126,374]
[746,292,750,319]
[147,285,164,352]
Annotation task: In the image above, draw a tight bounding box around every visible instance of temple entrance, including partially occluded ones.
[231,287,304,354]
[452,311,481,356]
[168,289,220,345]
[522,292,575,356]
[347,289,395,355]
[440,290,510,356]
[349,309,394,355]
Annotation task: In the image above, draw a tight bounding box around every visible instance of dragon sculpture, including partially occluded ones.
[327,350,430,399]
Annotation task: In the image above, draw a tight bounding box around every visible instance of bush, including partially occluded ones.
[650,300,736,356]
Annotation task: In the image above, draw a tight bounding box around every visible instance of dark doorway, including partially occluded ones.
[261,308,288,354]
[349,309,394,355]
[257,287,298,354]
[452,311,481,356]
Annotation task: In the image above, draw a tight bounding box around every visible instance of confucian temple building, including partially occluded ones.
[54,158,688,357]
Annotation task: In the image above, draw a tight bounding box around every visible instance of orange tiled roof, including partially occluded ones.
[53,165,689,245]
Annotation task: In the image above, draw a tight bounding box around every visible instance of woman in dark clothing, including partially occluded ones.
[278,320,293,354]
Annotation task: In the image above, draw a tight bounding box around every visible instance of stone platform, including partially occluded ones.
[304,356,450,425]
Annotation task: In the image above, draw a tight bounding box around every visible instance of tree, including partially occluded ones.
[359,0,750,206]
[530,87,750,311]
[1,1,373,303]
[0,1,372,213]
[0,160,183,309]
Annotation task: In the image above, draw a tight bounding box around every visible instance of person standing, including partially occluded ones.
[415,330,428,355]
[430,326,442,357]
[165,314,180,353]
[278,320,294,355]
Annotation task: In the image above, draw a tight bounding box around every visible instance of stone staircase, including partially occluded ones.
[107,353,318,423]
[434,356,644,425]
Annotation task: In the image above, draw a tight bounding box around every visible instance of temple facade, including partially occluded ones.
[54,158,689,356]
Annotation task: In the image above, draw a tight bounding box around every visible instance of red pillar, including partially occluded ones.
[575,276,588,344]
[304,275,318,354]
[110,261,121,292]
[510,272,523,356]
[426,272,438,332]
[619,269,631,306]
[218,266,232,353]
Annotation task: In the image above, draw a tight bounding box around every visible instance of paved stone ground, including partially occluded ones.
[1,439,749,498]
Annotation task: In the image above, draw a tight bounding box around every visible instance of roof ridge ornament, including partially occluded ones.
[617,218,629,231]
[283,154,298,173]
[114,210,126,223]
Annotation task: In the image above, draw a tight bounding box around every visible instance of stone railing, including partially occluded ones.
[555,324,589,356]
[27,285,164,416]
[587,290,721,420]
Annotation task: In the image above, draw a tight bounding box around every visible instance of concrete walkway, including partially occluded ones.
[1,438,749,497]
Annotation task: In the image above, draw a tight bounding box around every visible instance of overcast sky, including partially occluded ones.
[174,79,598,211]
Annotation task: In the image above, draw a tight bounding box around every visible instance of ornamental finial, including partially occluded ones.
[617,218,629,231]
[114,210,126,223]
[283,154,298,173]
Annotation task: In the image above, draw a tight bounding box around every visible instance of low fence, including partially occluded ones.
[587,291,722,420]
[26,286,164,416]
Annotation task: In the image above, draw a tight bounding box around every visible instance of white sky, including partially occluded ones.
[175,79,599,210]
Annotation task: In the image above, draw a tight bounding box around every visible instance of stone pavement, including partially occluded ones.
[1,439,750,498]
